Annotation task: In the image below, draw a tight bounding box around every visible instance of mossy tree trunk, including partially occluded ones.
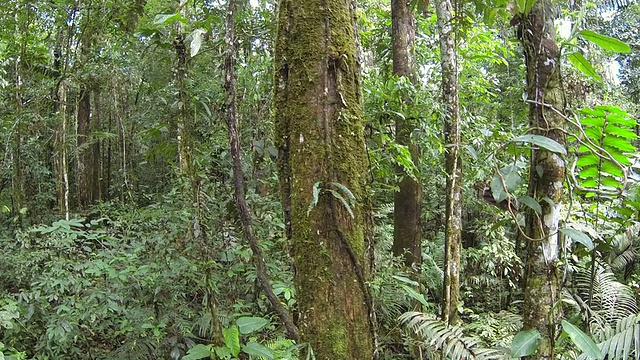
[275,0,375,358]
[518,0,565,358]
[391,0,422,268]
[435,0,462,325]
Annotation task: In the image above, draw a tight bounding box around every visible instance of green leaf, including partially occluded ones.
[400,285,430,308]
[601,161,624,178]
[183,344,213,360]
[223,325,240,357]
[511,329,541,357]
[237,316,270,335]
[603,136,635,152]
[327,189,355,218]
[153,13,186,26]
[567,52,601,82]
[578,166,598,179]
[490,176,508,203]
[242,341,275,360]
[392,275,419,286]
[561,320,603,359]
[606,113,636,127]
[514,134,567,155]
[604,125,637,140]
[560,228,594,250]
[579,30,631,53]
[576,154,600,168]
[580,116,605,127]
[519,196,542,214]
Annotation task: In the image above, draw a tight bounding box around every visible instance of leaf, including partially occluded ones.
[514,134,567,155]
[562,320,603,359]
[190,29,206,57]
[237,316,270,335]
[603,136,635,152]
[579,30,631,53]
[242,341,275,360]
[560,228,594,250]
[576,154,600,168]
[519,196,542,214]
[153,13,186,26]
[223,325,240,357]
[182,344,213,360]
[490,176,507,203]
[307,182,321,216]
[604,125,637,140]
[400,285,430,308]
[567,52,601,82]
[392,275,419,286]
[511,329,541,357]
[327,189,355,219]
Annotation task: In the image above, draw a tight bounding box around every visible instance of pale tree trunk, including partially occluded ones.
[391,0,423,269]
[518,0,565,358]
[435,0,462,325]
[275,0,375,358]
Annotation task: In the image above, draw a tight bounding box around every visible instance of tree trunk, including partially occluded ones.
[435,0,462,325]
[391,0,423,269]
[274,0,375,358]
[518,0,565,358]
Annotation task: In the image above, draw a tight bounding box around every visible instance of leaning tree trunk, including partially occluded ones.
[391,0,422,268]
[274,0,375,358]
[435,0,462,325]
[518,0,565,358]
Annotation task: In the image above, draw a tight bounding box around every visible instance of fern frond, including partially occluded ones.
[399,311,509,360]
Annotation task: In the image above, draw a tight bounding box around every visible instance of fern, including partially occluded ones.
[399,311,509,360]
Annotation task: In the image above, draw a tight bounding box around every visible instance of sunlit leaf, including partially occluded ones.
[223,326,240,357]
[567,52,601,82]
[579,30,631,53]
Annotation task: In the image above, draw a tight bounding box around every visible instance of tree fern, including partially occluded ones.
[399,311,509,359]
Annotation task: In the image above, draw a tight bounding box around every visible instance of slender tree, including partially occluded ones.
[517,0,565,357]
[391,0,422,268]
[435,0,462,325]
[224,0,298,341]
[274,0,375,357]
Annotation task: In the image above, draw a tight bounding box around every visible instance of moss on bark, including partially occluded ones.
[274,0,374,358]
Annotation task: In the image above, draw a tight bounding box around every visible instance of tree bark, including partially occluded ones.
[435,0,462,325]
[391,0,423,269]
[274,0,375,358]
[518,0,565,358]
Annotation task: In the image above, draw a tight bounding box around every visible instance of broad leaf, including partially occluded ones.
[237,316,270,334]
[519,196,542,214]
[223,326,240,357]
[567,52,601,82]
[514,134,567,155]
[579,30,631,53]
[560,228,594,250]
[242,341,275,359]
[401,285,430,308]
[511,329,541,357]
[562,320,603,359]
[182,344,212,360]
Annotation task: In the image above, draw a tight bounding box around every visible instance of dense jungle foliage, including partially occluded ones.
[1,0,639,359]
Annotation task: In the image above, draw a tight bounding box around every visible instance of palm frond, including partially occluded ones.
[572,263,638,332]
[578,313,640,360]
[399,311,509,360]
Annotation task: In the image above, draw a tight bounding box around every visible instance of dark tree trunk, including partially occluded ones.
[391,0,423,269]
